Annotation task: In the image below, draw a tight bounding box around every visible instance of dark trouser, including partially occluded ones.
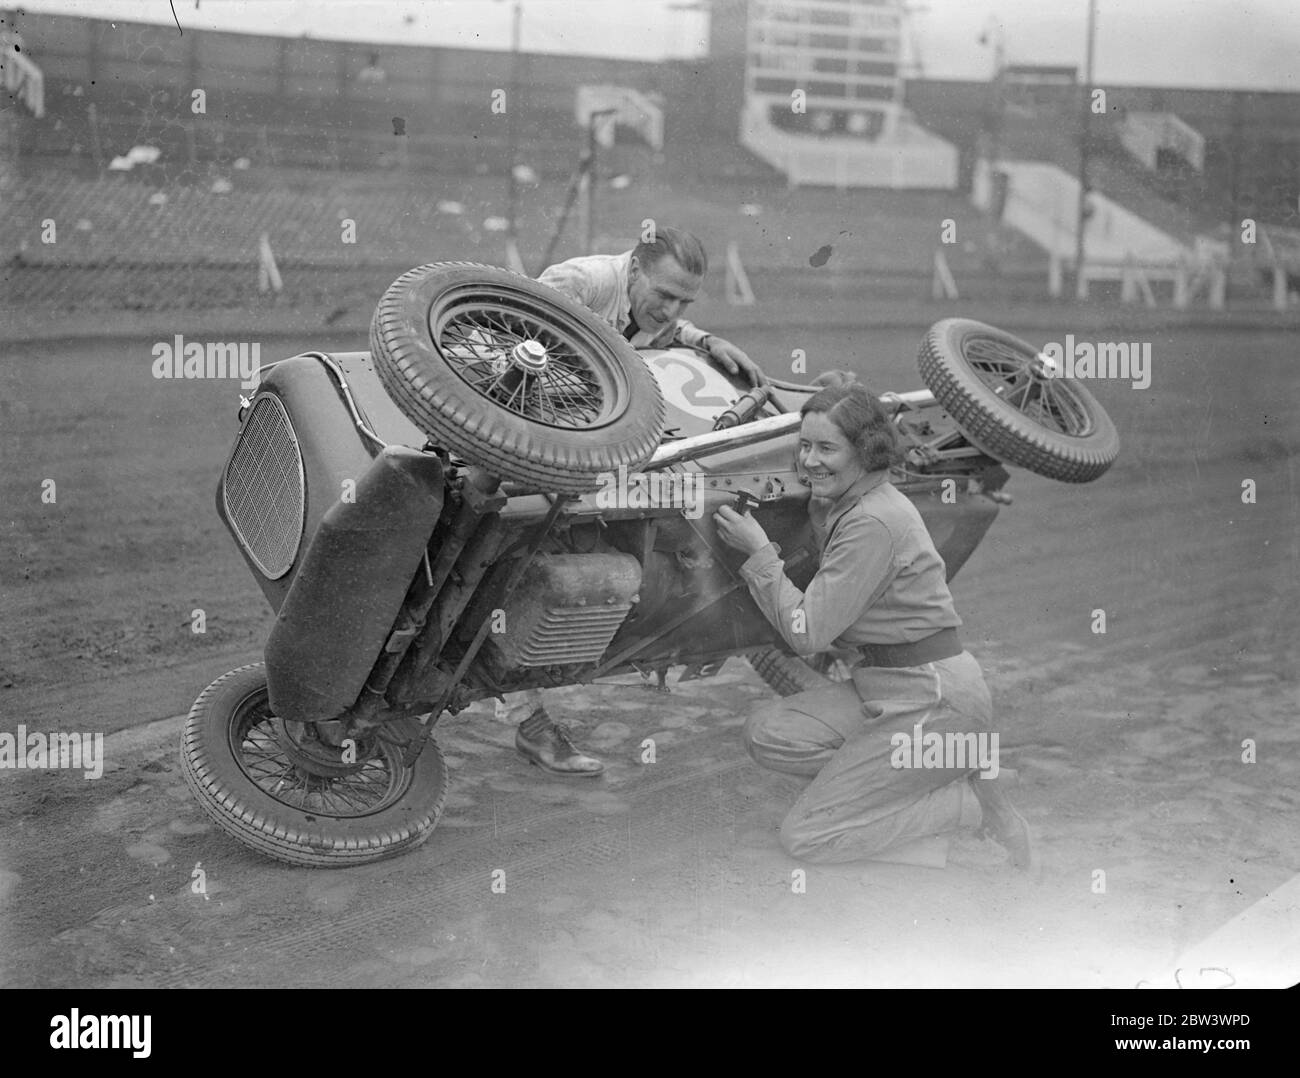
[744,652,993,863]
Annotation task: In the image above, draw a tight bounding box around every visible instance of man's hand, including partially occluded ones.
[713,504,772,556]
[705,336,767,387]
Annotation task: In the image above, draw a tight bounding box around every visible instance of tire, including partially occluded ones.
[370,262,665,493]
[748,648,854,698]
[180,664,448,867]
[918,318,1120,483]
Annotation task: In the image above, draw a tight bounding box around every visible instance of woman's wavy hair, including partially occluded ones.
[799,372,903,473]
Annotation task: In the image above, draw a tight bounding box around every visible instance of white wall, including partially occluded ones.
[973,157,1190,263]
[741,101,957,190]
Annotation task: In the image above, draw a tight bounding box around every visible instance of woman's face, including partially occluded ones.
[799,411,867,500]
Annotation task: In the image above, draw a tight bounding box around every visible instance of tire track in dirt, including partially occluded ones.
[126,756,754,987]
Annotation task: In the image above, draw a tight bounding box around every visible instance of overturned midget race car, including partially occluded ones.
[181,263,1119,866]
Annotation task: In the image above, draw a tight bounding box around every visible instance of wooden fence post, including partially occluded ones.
[1173,262,1189,309]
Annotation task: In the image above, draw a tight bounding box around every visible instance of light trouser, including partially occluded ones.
[743,651,993,863]
[494,686,546,724]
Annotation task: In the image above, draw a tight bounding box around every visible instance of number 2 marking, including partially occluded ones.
[650,355,732,417]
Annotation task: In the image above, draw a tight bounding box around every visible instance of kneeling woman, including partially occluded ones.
[713,380,1032,868]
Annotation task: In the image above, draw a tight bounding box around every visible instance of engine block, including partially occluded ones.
[488,553,641,668]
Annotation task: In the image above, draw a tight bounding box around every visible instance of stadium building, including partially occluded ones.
[718,0,959,189]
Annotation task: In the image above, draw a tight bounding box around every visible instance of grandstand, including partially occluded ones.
[4,161,1045,310]
[4,7,1298,313]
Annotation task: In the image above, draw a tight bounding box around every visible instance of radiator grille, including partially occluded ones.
[222,394,304,580]
[509,605,635,667]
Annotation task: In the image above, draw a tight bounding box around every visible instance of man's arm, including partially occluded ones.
[669,318,710,350]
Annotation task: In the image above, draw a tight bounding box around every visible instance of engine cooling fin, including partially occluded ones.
[488,553,641,668]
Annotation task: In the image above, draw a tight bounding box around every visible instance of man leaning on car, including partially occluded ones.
[503,225,767,778]
[539,225,766,388]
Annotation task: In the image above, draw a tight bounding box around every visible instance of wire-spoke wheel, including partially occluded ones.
[180,664,448,867]
[370,262,665,492]
[918,318,1119,483]
[436,300,617,429]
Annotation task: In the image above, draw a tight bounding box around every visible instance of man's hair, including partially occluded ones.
[633,226,708,278]
[800,383,903,473]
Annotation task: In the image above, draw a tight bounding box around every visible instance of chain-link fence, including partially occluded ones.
[3,151,1071,316]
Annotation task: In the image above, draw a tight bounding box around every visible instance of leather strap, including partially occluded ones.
[857,627,963,668]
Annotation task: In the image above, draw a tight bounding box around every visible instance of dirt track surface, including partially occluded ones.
[1,316,1298,987]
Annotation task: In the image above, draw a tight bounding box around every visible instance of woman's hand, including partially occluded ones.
[713,504,772,556]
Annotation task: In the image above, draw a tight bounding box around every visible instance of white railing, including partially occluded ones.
[1047,251,1227,308]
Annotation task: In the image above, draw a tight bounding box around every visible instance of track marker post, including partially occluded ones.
[1120,253,1157,308]
[725,242,755,306]
[1273,261,1290,311]
[258,232,283,296]
[932,248,958,300]
[1173,261,1189,309]
[1209,264,1225,309]
[504,237,526,275]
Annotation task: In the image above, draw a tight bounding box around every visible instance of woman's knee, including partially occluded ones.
[778,811,820,861]
[742,705,786,764]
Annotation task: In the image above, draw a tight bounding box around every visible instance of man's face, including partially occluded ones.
[628,253,702,336]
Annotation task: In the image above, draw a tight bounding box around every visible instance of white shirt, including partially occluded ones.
[537,250,708,350]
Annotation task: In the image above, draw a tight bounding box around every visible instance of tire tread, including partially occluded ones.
[180,664,448,868]
[918,319,1120,484]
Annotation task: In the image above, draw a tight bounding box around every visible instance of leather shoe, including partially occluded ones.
[969,773,1036,871]
[515,709,604,777]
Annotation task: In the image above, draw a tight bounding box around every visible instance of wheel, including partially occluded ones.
[748,648,855,698]
[918,318,1120,483]
[370,262,665,493]
[180,664,448,867]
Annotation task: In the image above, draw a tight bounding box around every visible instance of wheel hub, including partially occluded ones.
[1030,351,1060,379]
[273,717,374,777]
[509,338,549,374]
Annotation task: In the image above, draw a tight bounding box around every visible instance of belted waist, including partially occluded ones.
[857,627,963,668]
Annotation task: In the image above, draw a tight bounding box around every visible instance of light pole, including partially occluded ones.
[506,1,522,265]
[1074,0,1098,299]
[978,18,1006,200]
[977,18,1006,267]
[583,108,616,256]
